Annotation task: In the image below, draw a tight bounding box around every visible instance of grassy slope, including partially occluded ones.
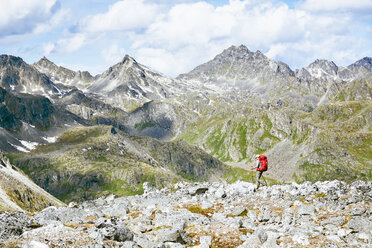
[7,125,230,203]
[177,87,372,183]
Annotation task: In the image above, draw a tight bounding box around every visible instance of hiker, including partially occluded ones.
[252,154,268,189]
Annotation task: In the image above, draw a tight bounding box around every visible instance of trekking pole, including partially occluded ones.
[262,175,268,186]
[251,168,254,183]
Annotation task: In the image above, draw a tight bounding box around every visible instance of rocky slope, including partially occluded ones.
[8,125,227,202]
[0,180,371,247]
[0,86,88,153]
[177,83,372,183]
[33,57,94,90]
[0,152,64,212]
[173,45,372,183]
[0,55,61,97]
[177,45,294,91]
[87,55,192,111]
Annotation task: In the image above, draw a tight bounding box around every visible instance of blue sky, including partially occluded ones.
[1,0,372,76]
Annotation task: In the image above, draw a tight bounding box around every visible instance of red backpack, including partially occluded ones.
[257,155,268,171]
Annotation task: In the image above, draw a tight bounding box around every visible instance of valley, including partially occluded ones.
[0,45,371,205]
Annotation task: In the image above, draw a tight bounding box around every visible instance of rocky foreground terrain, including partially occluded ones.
[1,180,371,248]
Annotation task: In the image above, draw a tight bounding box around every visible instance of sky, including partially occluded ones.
[1,0,372,77]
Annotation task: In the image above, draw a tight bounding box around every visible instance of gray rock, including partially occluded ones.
[122,241,139,248]
[292,233,310,246]
[188,186,209,196]
[101,202,129,217]
[80,245,105,248]
[0,212,34,241]
[255,228,268,244]
[134,236,165,248]
[336,228,352,238]
[350,205,366,216]
[262,231,279,248]
[247,210,257,222]
[154,209,209,228]
[320,216,345,226]
[156,228,181,243]
[34,206,89,224]
[194,236,212,248]
[143,182,157,194]
[215,188,226,198]
[88,229,104,242]
[164,242,186,248]
[21,240,49,248]
[232,206,246,216]
[323,242,339,248]
[257,209,271,222]
[357,233,371,243]
[241,219,255,229]
[345,216,372,233]
[239,234,261,248]
[297,204,315,216]
[201,201,213,209]
[96,218,133,242]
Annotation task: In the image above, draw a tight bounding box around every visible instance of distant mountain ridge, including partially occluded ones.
[177,45,295,90]
[0,45,371,202]
[33,57,93,90]
[0,55,60,97]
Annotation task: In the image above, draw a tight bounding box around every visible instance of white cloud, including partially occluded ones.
[127,0,372,76]
[135,45,218,76]
[0,0,61,37]
[29,0,372,78]
[101,44,126,64]
[44,33,86,55]
[298,0,372,12]
[33,8,70,34]
[43,42,55,55]
[77,0,160,33]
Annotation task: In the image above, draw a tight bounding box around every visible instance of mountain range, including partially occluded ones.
[0,44,371,206]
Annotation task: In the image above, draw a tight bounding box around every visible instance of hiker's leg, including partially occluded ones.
[256,171,263,188]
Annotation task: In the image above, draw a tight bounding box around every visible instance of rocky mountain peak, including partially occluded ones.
[223,44,252,54]
[216,44,255,62]
[87,54,178,109]
[33,56,93,89]
[349,57,372,71]
[177,44,294,90]
[121,54,136,64]
[0,54,59,96]
[0,54,24,67]
[306,59,338,78]
[38,56,52,63]
[34,56,58,70]
[117,54,143,73]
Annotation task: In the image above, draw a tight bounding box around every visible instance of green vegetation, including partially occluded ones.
[206,124,232,162]
[299,161,365,183]
[5,153,25,164]
[224,167,254,183]
[57,126,106,144]
[134,120,161,131]
[295,127,310,145]
[7,124,226,203]
[234,121,248,161]
[223,166,277,185]
[348,138,372,164]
